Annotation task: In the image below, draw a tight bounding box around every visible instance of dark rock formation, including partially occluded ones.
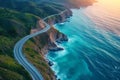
[30,8,71,80]
[49,47,64,51]
[44,9,72,25]
[48,40,64,51]
[48,61,54,66]
[32,26,68,55]
[32,8,71,53]
[56,33,68,43]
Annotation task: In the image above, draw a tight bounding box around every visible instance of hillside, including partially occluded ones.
[0,0,66,18]
[0,0,68,80]
[0,7,40,80]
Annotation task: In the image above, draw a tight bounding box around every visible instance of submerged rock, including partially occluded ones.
[49,47,64,51]
[48,61,54,66]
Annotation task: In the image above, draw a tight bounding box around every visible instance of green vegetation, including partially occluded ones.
[0,0,66,18]
[0,55,32,80]
[23,40,54,80]
[0,6,40,80]
[0,8,40,37]
[22,26,64,79]
[0,7,38,80]
[0,0,67,79]
[0,8,40,57]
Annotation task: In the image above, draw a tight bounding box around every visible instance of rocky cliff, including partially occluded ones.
[25,9,72,80]
[33,26,68,54]
[28,26,68,80]
[0,0,78,79]
[31,9,72,54]
[44,9,72,25]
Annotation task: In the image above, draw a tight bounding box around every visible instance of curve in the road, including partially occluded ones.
[14,10,67,80]
[14,22,50,80]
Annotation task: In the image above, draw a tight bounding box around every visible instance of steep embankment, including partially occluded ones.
[23,27,69,80]
[0,0,70,79]
[0,8,39,80]
[23,9,72,80]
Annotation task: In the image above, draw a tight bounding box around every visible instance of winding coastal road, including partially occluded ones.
[14,21,50,80]
[14,9,67,80]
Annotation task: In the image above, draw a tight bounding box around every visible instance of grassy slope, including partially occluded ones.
[23,26,63,80]
[23,40,54,80]
[23,31,54,79]
[0,8,39,80]
[0,8,40,57]
[0,0,66,80]
[0,55,32,80]
[0,0,65,18]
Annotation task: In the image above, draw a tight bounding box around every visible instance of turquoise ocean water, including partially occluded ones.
[47,0,120,80]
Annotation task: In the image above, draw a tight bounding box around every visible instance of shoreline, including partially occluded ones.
[44,13,73,79]
[40,9,72,80]
[23,1,97,80]
[21,9,72,80]
[44,16,71,80]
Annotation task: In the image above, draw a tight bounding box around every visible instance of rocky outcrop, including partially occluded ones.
[56,33,68,43]
[31,9,71,53]
[31,9,72,34]
[44,9,72,25]
[29,9,71,80]
[32,27,68,54]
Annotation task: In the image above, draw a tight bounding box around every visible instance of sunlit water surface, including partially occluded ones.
[47,0,120,80]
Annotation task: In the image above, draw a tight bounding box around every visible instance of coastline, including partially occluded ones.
[40,9,72,79]
[0,0,98,79]
[23,9,72,80]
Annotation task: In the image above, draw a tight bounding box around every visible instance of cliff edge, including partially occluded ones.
[23,9,72,80]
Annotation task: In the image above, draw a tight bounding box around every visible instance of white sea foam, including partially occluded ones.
[47,0,120,80]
